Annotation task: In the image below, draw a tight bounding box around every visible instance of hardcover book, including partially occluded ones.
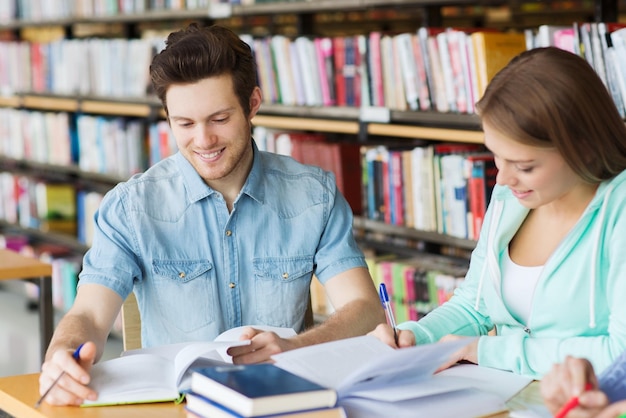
[82,326,296,407]
[190,364,338,417]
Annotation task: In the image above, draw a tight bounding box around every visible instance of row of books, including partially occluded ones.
[0,109,178,179]
[6,0,237,21]
[0,173,104,246]
[525,22,626,117]
[0,27,525,113]
[242,29,527,113]
[6,24,625,115]
[255,127,496,241]
[0,37,162,98]
[367,253,468,323]
[362,143,496,240]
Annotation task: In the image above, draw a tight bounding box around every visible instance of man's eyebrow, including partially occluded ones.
[169,107,236,121]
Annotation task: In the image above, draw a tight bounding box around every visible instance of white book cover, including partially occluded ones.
[610,28,626,113]
[394,33,419,111]
[295,36,322,106]
[271,35,296,106]
[436,31,456,113]
[356,34,371,108]
[288,40,306,106]
[427,36,449,113]
[380,34,396,109]
[441,154,469,239]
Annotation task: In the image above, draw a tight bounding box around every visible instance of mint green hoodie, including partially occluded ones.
[400,170,626,379]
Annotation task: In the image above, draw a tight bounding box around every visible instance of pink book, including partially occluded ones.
[314,37,335,106]
[553,28,575,53]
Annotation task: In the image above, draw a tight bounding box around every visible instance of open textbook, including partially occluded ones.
[82,325,296,407]
[271,335,532,417]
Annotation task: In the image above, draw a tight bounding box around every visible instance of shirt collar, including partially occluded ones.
[173,140,266,205]
[241,140,266,205]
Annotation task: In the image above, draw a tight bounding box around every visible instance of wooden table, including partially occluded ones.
[0,249,53,363]
[0,373,543,418]
[0,373,186,418]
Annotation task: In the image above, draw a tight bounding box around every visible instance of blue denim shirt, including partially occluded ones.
[79,142,366,347]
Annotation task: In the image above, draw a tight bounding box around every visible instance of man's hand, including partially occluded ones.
[38,341,98,406]
[541,355,607,418]
[367,323,415,348]
[226,327,303,364]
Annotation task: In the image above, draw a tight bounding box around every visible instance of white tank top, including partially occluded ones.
[501,248,544,324]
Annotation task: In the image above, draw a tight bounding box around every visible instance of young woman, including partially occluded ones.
[370,47,626,379]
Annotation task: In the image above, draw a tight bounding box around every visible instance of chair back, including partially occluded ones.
[121,292,142,351]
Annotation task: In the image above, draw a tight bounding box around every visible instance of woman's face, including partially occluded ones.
[483,120,586,210]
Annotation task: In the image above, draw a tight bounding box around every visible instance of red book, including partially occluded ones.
[332,36,347,106]
[465,153,496,240]
[294,137,363,215]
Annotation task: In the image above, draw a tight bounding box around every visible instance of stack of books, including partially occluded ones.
[185,363,345,418]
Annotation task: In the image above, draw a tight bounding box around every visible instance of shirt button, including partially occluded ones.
[179,272,186,278]
[282,272,289,279]
[225,230,232,236]
[229,282,236,289]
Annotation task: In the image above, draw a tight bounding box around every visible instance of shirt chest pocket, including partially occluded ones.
[253,256,314,328]
[152,260,216,333]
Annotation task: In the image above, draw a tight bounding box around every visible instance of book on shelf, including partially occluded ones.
[81,325,296,407]
[186,391,346,418]
[470,31,526,101]
[465,153,496,240]
[35,182,77,235]
[270,335,531,417]
[189,363,338,417]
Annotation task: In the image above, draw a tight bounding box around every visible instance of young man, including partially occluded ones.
[39,24,384,406]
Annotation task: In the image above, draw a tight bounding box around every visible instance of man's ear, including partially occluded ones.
[248,86,262,119]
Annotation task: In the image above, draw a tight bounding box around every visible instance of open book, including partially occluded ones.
[82,325,296,407]
[271,336,532,417]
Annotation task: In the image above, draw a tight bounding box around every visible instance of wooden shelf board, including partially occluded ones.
[252,115,360,134]
[0,96,20,107]
[353,216,477,250]
[81,100,152,117]
[21,96,78,112]
[368,123,484,143]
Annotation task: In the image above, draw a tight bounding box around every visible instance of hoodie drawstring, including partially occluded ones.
[588,184,614,328]
[474,200,503,311]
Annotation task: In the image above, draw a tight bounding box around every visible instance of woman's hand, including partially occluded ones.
[367,323,415,348]
[434,335,478,372]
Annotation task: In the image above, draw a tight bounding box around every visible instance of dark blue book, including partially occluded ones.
[190,364,337,417]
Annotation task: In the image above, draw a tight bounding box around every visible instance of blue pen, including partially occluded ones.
[35,343,85,408]
[378,283,399,345]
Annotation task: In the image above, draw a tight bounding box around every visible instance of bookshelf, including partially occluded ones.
[0,0,624,318]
